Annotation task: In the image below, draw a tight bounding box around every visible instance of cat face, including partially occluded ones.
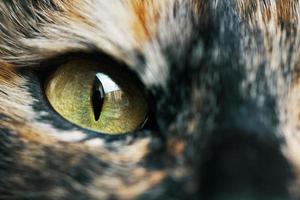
[1,1,300,199]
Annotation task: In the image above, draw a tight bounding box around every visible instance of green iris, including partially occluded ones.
[45,59,148,135]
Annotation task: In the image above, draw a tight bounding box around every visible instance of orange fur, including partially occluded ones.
[129,0,160,44]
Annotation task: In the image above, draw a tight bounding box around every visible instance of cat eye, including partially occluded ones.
[45,59,148,135]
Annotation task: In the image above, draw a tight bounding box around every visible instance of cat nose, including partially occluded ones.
[197,128,293,199]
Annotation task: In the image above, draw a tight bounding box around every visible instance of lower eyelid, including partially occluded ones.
[44,59,148,135]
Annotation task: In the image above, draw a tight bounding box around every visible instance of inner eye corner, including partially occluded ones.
[42,57,151,136]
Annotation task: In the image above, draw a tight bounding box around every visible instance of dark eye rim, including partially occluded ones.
[21,52,160,141]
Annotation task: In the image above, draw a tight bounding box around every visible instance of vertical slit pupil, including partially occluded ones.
[91,77,105,121]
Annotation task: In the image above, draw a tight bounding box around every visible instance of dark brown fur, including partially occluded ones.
[1,1,300,199]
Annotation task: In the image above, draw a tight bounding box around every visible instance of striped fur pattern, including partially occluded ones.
[1,0,300,199]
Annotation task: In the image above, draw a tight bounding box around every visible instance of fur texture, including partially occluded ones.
[1,0,300,199]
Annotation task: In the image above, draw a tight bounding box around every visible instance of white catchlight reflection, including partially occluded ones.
[96,73,120,94]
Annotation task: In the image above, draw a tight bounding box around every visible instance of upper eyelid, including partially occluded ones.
[27,55,154,140]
